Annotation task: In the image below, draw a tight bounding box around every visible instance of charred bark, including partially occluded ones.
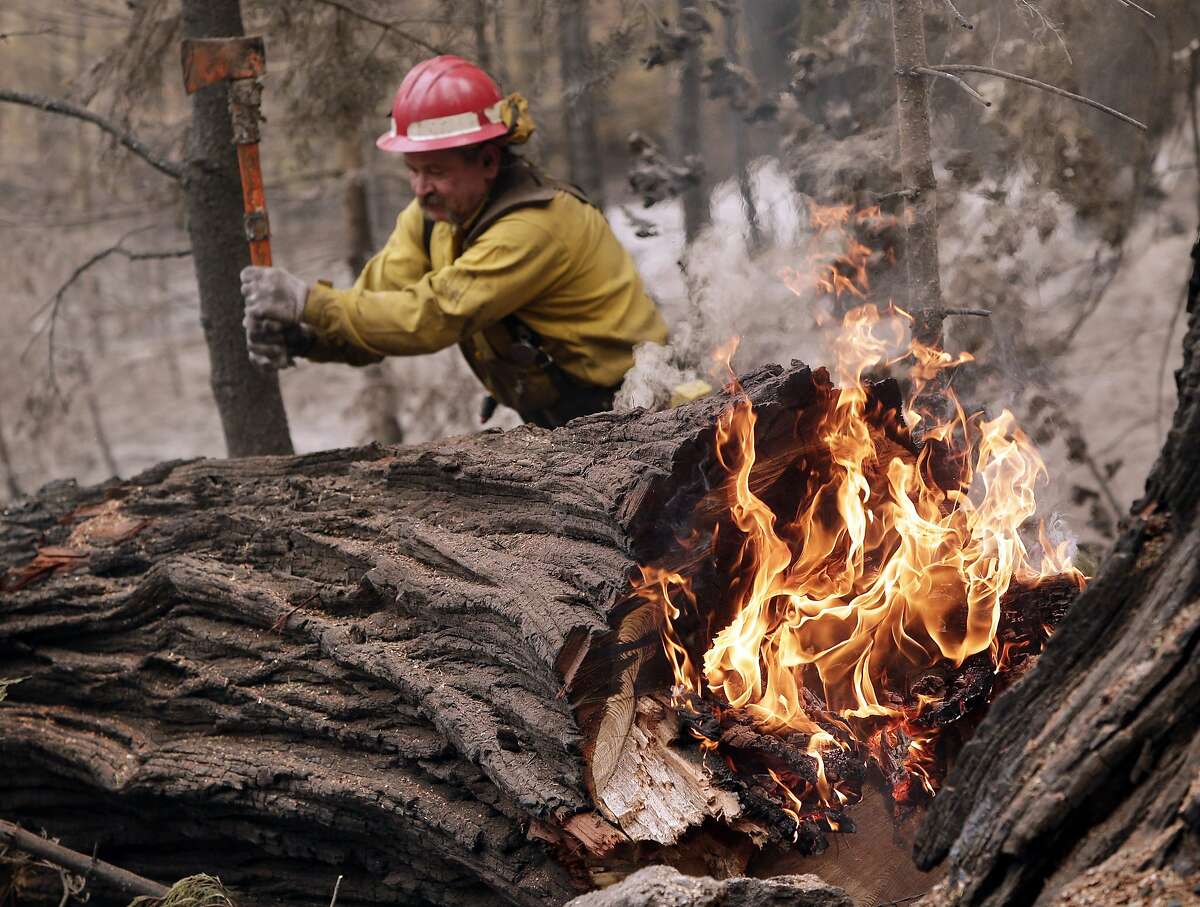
[0,364,849,907]
[180,0,293,457]
[913,241,1200,904]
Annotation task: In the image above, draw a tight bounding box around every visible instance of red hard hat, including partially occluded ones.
[377,55,508,153]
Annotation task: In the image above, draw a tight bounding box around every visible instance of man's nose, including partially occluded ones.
[411,173,429,196]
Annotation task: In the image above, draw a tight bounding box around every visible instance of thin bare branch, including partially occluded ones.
[0,820,168,899]
[914,66,991,107]
[940,307,991,318]
[1012,0,1071,63]
[1053,248,1124,352]
[26,239,191,397]
[0,90,183,180]
[0,29,56,40]
[940,0,974,30]
[306,0,446,54]
[1111,0,1156,20]
[928,64,1147,130]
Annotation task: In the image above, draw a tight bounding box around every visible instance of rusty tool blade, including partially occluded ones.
[181,35,266,93]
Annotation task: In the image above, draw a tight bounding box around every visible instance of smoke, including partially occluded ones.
[611,158,853,411]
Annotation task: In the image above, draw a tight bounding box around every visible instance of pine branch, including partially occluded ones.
[0,90,183,180]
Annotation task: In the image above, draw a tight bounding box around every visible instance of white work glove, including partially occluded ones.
[240,266,309,370]
[240,266,308,325]
[244,316,293,370]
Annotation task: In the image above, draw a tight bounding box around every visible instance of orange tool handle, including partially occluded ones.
[236,142,272,267]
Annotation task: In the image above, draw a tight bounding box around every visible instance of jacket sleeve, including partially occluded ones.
[301,214,568,357]
[295,201,430,366]
[351,199,432,294]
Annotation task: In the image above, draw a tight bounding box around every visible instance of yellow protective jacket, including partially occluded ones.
[301,161,668,421]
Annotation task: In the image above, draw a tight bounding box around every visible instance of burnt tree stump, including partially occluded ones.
[1,364,859,907]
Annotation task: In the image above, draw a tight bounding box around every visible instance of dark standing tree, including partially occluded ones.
[180,0,294,456]
[473,0,494,71]
[341,132,404,446]
[0,0,297,459]
[717,0,762,253]
[557,0,608,208]
[889,0,944,345]
[676,0,709,243]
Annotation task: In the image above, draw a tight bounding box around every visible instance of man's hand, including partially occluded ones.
[241,266,309,370]
[245,316,292,370]
[240,266,308,325]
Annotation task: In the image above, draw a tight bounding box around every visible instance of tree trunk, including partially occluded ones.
[889,0,944,346]
[493,0,511,89]
[677,0,709,243]
[473,0,493,72]
[912,238,1200,905]
[180,0,294,457]
[557,0,607,208]
[720,2,761,253]
[1,364,851,907]
[339,136,404,446]
[0,413,21,500]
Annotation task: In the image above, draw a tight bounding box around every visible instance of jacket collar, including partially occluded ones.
[462,161,591,247]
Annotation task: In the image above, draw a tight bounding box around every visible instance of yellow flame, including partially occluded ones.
[649,204,1083,814]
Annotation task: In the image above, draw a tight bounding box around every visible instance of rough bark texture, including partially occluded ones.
[181,0,293,457]
[889,0,944,345]
[913,236,1200,904]
[0,364,828,907]
[563,865,853,907]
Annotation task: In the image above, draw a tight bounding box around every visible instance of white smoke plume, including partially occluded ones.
[611,158,853,411]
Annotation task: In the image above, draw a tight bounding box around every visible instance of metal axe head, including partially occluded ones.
[181,36,266,94]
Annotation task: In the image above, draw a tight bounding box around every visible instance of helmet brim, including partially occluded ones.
[376,122,510,154]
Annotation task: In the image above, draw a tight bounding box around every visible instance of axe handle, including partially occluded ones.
[236,142,272,267]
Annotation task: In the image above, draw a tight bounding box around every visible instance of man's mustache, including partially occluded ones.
[419,194,446,210]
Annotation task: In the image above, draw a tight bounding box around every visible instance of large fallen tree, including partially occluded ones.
[0,362,915,907]
[2,238,1198,907]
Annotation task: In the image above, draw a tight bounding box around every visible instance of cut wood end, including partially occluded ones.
[593,695,742,846]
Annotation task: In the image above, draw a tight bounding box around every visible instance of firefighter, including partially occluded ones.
[241,55,668,428]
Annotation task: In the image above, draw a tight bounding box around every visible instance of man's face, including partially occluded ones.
[404,146,500,225]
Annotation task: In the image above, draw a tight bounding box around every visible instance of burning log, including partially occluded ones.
[1,335,1083,906]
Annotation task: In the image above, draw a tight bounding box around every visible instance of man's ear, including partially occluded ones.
[481,144,502,179]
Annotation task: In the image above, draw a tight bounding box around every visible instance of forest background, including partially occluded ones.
[2,0,1198,565]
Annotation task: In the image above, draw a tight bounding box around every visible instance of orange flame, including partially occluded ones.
[645,202,1084,818]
